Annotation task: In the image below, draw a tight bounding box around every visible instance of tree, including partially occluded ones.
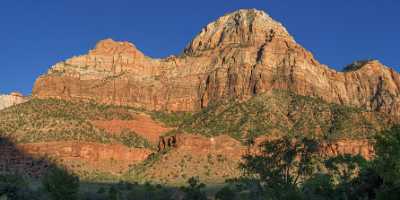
[107,186,122,200]
[372,125,400,199]
[241,137,319,186]
[215,186,235,200]
[181,177,208,200]
[42,166,80,200]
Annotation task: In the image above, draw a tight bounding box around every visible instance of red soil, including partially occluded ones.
[92,113,173,143]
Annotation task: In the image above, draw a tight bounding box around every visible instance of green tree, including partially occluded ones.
[107,186,122,200]
[181,177,208,200]
[215,186,235,200]
[301,173,335,200]
[373,125,400,199]
[241,136,320,196]
[42,166,80,200]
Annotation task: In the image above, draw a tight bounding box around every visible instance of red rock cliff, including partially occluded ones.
[33,9,400,119]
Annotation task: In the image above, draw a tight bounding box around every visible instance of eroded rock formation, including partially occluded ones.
[157,135,177,152]
[0,141,152,176]
[0,92,29,110]
[33,9,400,120]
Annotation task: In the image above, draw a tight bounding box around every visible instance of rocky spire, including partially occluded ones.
[89,38,145,58]
[184,9,294,55]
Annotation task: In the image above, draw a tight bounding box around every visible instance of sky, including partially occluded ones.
[0,0,399,95]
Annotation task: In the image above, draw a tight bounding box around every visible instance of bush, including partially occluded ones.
[42,166,80,200]
[181,177,208,200]
[215,186,235,200]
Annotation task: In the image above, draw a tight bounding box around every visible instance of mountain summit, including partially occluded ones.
[33,9,400,119]
[184,9,294,55]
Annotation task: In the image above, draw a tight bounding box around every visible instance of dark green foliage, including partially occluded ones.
[181,177,208,200]
[374,125,400,184]
[0,174,40,200]
[302,173,336,199]
[42,166,80,200]
[126,182,174,200]
[240,136,320,199]
[372,125,400,198]
[107,186,122,200]
[215,186,235,200]
[236,135,386,200]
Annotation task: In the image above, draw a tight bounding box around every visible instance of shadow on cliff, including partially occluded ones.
[0,136,223,200]
[0,137,52,178]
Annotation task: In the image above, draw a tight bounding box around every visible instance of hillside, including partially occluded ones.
[0,8,399,187]
[177,90,392,141]
[0,99,172,178]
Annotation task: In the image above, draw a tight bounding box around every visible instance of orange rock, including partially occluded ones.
[32,9,400,121]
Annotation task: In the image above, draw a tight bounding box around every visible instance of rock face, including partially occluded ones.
[33,9,400,120]
[0,92,29,110]
[0,141,152,176]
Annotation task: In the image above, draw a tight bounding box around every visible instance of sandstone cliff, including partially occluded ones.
[33,9,400,120]
[0,92,29,110]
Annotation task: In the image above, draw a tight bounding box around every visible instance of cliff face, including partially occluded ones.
[0,92,29,110]
[33,9,400,120]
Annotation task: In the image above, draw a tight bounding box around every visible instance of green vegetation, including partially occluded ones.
[181,177,208,200]
[0,99,151,148]
[174,90,389,142]
[113,129,152,149]
[4,124,400,200]
[42,166,80,200]
[0,174,41,200]
[208,126,400,200]
[150,111,193,127]
[125,152,165,182]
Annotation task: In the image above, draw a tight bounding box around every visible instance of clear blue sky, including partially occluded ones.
[1,0,399,95]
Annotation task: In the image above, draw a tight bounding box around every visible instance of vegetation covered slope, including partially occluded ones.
[168,90,392,141]
[0,99,150,148]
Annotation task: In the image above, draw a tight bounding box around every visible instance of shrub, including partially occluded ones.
[42,166,80,200]
[215,186,235,200]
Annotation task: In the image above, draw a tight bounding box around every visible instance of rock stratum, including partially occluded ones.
[33,9,400,120]
[0,92,29,110]
[1,8,399,184]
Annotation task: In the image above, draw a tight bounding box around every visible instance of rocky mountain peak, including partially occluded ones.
[33,8,400,120]
[184,9,294,55]
[89,38,145,58]
[343,59,386,72]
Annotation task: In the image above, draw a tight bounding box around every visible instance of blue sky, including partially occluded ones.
[0,0,399,95]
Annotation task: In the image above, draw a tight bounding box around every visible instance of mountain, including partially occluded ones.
[0,92,29,110]
[33,9,400,120]
[1,9,398,185]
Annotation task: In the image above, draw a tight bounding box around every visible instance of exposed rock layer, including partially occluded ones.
[0,141,152,176]
[33,9,400,120]
[0,92,29,110]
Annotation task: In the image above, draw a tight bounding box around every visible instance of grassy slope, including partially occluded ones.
[0,98,151,148]
[154,90,391,141]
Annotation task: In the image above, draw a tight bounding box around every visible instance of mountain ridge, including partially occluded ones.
[32,8,400,120]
